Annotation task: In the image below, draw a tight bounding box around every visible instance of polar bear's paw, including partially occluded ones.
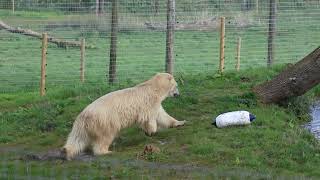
[174,120,186,127]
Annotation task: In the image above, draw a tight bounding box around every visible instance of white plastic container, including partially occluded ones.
[213,111,256,128]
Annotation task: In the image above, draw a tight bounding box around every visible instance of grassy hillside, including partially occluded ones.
[1,67,320,179]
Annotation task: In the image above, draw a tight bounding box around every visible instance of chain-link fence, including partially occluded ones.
[0,0,319,92]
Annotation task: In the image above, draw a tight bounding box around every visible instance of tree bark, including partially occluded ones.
[108,0,118,84]
[165,0,175,74]
[0,20,91,48]
[253,46,320,104]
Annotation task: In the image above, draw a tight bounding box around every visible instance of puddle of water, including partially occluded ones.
[305,101,320,139]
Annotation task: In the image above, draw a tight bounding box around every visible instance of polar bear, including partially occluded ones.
[62,73,186,160]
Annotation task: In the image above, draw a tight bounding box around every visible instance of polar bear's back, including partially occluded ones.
[77,86,159,131]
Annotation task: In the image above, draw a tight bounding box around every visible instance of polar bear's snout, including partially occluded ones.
[173,88,179,97]
[169,86,179,97]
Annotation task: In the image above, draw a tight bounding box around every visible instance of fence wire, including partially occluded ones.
[0,0,319,92]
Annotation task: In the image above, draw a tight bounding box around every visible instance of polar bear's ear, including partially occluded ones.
[154,73,161,79]
[155,73,162,77]
[168,76,173,81]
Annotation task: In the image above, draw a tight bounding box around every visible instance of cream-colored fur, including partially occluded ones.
[62,73,186,160]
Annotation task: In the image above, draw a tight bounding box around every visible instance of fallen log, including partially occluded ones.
[0,20,93,48]
[253,46,320,104]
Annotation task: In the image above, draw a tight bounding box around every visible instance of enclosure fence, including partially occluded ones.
[0,0,319,93]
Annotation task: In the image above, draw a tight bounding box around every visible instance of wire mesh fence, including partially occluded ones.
[0,0,319,92]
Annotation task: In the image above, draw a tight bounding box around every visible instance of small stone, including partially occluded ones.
[137,144,160,159]
[143,144,160,154]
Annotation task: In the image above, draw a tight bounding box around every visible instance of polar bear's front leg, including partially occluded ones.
[142,119,157,136]
[157,106,186,129]
[92,134,114,156]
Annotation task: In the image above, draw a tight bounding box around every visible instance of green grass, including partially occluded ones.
[1,67,320,178]
[0,7,320,178]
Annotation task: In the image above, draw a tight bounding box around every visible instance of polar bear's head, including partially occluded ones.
[153,73,179,98]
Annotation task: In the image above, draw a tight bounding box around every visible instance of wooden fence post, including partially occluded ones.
[165,0,175,74]
[12,0,15,13]
[219,16,225,73]
[256,0,261,24]
[267,0,276,67]
[96,0,99,17]
[80,38,85,82]
[235,37,241,71]
[40,33,47,96]
[108,0,118,84]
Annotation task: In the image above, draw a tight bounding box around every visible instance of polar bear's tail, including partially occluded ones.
[62,121,89,160]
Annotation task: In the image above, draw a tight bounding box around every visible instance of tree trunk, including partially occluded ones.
[0,20,91,48]
[253,47,320,104]
[165,0,175,74]
[108,0,118,84]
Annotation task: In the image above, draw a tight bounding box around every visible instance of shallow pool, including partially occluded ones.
[305,101,320,139]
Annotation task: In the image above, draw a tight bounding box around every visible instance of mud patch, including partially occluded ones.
[145,15,255,31]
[19,149,96,162]
[0,146,311,179]
[240,76,251,82]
